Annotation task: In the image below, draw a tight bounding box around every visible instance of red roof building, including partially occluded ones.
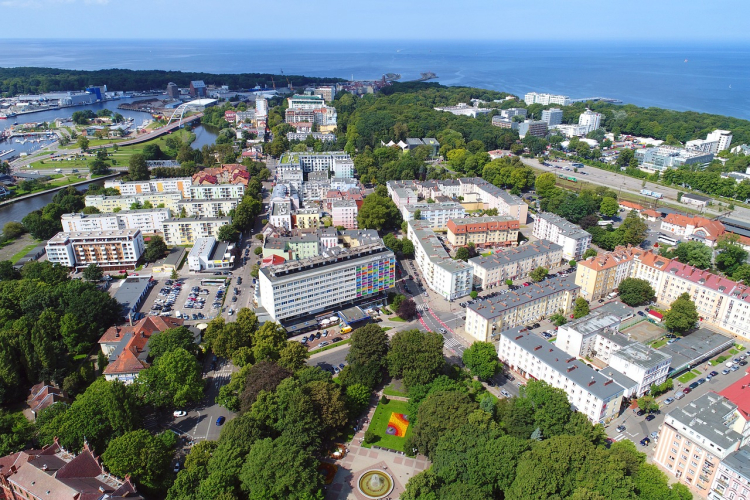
[26,383,70,420]
[719,373,750,420]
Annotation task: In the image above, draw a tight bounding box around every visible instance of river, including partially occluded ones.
[0,97,218,225]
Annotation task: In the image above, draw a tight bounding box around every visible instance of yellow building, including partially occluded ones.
[295,209,321,229]
[575,246,643,301]
[161,217,231,246]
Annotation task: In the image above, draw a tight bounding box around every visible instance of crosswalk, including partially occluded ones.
[443,338,464,352]
[417,304,430,312]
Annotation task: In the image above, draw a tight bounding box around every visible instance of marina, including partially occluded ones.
[0,149,14,158]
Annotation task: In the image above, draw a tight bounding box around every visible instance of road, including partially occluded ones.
[518,155,748,221]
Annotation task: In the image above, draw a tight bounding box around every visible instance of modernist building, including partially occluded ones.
[446,216,520,248]
[532,212,592,260]
[635,146,714,172]
[608,343,672,397]
[401,202,466,229]
[517,120,549,139]
[177,198,239,218]
[464,275,580,342]
[468,240,563,289]
[161,217,231,245]
[61,209,170,234]
[258,244,395,322]
[458,178,528,222]
[541,108,563,126]
[497,327,625,424]
[105,177,192,197]
[189,184,245,199]
[578,109,602,133]
[45,229,145,271]
[408,220,473,301]
[187,237,234,272]
[331,200,358,229]
[523,92,571,106]
[85,193,183,212]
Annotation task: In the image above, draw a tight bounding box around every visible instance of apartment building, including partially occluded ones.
[287,94,326,110]
[279,152,352,174]
[468,240,563,289]
[497,327,624,424]
[687,130,733,155]
[446,216,520,248]
[105,177,192,197]
[263,234,321,261]
[259,244,395,321]
[311,86,335,102]
[533,212,592,260]
[575,245,644,300]
[541,108,563,126]
[464,275,579,342]
[296,208,321,229]
[408,220,473,301]
[332,200,358,229]
[189,183,245,200]
[608,343,672,397]
[161,217,231,246]
[46,229,145,270]
[187,237,234,271]
[517,120,549,139]
[524,92,572,106]
[61,209,170,234]
[500,107,528,119]
[556,309,628,360]
[386,182,419,209]
[578,109,602,133]
[709,447,750,500]
[176,198,239,218]
[331,156,354,178]
[0,442,143,500]
[270,200,293,230]
[458,178,528,222]
[401,202,466,229]
[635,146,714,172]
[85,192,183,212]
[654,393,746,494]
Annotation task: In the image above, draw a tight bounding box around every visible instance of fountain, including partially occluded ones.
[357,469,394,499]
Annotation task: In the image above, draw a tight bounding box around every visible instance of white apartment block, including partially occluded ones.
[401,202,466,229]
[555,309,628,361]
[331,200,358,229]
[654,393,746,495]
[465,276,579,342]
[332,157,354,178]
[259,244,395,322]
[524,92,571,106]
[408,220,473,301]
[578,109,602,133]
[458,178,528,223]
[386,182,419,210]
[277,166,304,189]
[177,198,239,218]
[189,184,245,199]
[608,343,672,397]
[104,177,192,197]
[687,129,733,155]
[280,152,352,175]
[187,237,234,272]
[85,193,183,212]
[468,240,563,289]
[532,212,592,260]
[269,200,293,230]
[161,217,231,246]
[541,108,563,126]
[46,229,145,271]
[61,209,170,234]
[287,94,326,110]
[497,327,625,424]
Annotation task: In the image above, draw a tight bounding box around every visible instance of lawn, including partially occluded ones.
[362,398,412,452]
[649,339,668,349]
[383,381,408,398]
[389,316,406,322]
[711,355,732,366]
[677,370,701,384]
[10,243,39,264]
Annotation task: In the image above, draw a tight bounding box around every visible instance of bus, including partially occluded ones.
[657,233,680,246]
[598,219,614,227]
[201,278,228,287]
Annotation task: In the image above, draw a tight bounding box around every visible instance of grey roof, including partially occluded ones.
[597,331,634,349]
[468,275,579,321]
[210,241,231,260]
[536,212,591,239]
[666,393,742,451]
[502,327,625,401]
[563,309,623,336]
[339,306,368,324]
[113,277,151,315]
[160,247,185,267]
[405,138,424,146]
[658,328,734,373]
[449,215,517,227]
[682,193,710,202]
[611,342,672,370]
[409,220,472,274]
[422,138,440,146]
[468,240,562,270]
[403,202,464,213]
[590,301,636,319]
[721,446,750,481]
[598,366,639,392]
[261,243,393,282]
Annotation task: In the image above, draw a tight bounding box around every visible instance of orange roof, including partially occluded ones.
[619,200,644,211]
[719,373,750,419]
[637,250,672,271]
[578,245,643,271]
[641,209,661,218]
[663,214,725,241]
[100,316,184,376]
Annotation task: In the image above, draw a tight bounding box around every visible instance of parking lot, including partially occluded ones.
[136,275,234,324]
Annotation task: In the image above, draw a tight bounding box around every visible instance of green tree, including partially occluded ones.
[618,209,649,246]
[144,235,168,262]
[599,197,619,217]
[2,221,26,239]
[455,247,470,261]
[663,241,713,269]
[0,261,20,281]
[77,135,89,151]
[550,312,568,327]
[637,395,659,413]
[617,278,655,306]
[278,341,310,372]
[413,209,422,221]
[535,172,558,199]
[408,391,478,458]
[582,248,598,259]
[529,267,548,282]
[716,235,749,276]
[572,297,590,319]
[102,429,174,493]
[664,293,699,334]
[344,383,371,417]
[128,153,150,181]
[341,324,389,390]
[462,341,501,380]
[218,224,239,242]
[239,436,323,500]
[252,322,287,363]
[387,329,444,388]
[137,348,204,408]
[82,263,103,282]
[357,192,402,231]
[148,326,198,360]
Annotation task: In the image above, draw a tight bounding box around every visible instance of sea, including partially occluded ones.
[3,39,750,120]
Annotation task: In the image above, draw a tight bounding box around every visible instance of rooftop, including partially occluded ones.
[682,193,711,202]
[658,328,734,372]
[719,372,750,420]
[502,327,626,400]
[666,392,742,451]
[409,220,473,275]
[112,277,151,315]
[536,212,590,239]
[469,275,579,321]
[47,229,141,244]
[721,446,750,480]
[261,243,394,281]
[561,308,624,336]
[578,246,643,272]
[468,240,562,270]
[611,342,672,370]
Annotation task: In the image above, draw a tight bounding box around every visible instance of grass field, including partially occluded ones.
[677,370,701,384]
[649,338,668,349]
[383,381,408,398]
[362,398,412,452]
[10,243,40,264]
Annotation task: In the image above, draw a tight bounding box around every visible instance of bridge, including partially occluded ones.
[91,113,202,148]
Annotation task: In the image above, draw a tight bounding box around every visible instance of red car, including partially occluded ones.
[682,387,692,394]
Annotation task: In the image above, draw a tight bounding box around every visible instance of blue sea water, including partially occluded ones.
[2,39,750,119]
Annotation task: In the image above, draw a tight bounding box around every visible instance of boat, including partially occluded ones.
[0,115,7,120]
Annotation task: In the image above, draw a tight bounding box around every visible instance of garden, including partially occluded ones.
[363,397,412,452]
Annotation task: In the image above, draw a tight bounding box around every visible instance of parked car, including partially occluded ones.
[173,411,187,417]
[331,336,343,342]
[174,462,181,473]
[616,425,626,433]
[635,409,645,416]
[674,391,685,400]
[689,382,700,390]
[500,390,511,398]
[722,368,731,375]
[645,414,656,422]
[216,416,226,426]
[664,397,675,405]
[682,387,692,394]
[639,437,650,446]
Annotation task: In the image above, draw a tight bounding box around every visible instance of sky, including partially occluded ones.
[1,0,749,41]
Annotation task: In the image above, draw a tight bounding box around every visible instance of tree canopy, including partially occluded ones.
[387,329,444,388]
[617,278,656,307]
[664,293,699,334]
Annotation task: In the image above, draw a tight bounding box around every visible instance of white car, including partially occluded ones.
[173,410,187,417]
